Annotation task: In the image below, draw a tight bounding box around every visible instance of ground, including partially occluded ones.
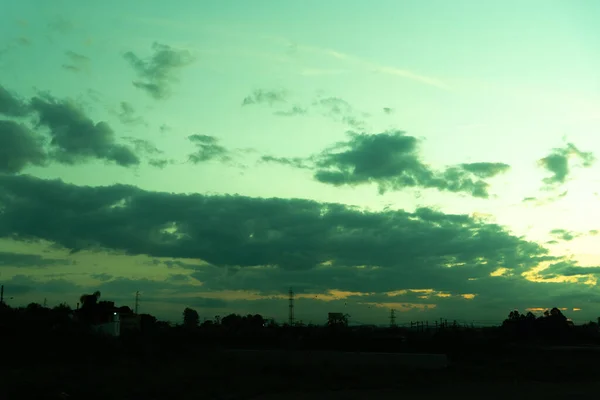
[3,347,600,399]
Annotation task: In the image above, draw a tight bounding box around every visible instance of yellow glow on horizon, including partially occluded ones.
[364,302,435,311]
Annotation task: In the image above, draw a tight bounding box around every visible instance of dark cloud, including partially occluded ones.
[2,274,80,296]
[187,134,231,163]
[117,102,145,125]
[3,174,599,321]
[273,106,307,117]
[383,107,393,114]
[0,174,550,280]
[123,137,162,156]
[459,162,510,179]
[313,97,366,130]
[523,190,569,206]
[549,229,580,242]
[148,159,171,169]
[124,42,195,100]
[0,85,30,117]
[0,251,69,268]
[30,94,139,167]
[260,155,311,169]
[310,131,509,197]
[90,273,113,281]
[158,259,204,269]
[62,51,90,73]
[122,136,170,168]
[540,261,600,278]
[538,143,595,186]
[159,124,170,134]
[0,120,47,173]
[242,89,287,106]
[244,91,367,130]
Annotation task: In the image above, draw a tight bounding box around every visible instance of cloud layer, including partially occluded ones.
[264,130,510,198]
[1,174,597,322]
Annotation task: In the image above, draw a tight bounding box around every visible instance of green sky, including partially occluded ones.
[1,0,600,325]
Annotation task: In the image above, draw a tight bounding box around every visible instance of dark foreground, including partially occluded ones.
[3,345,600,400]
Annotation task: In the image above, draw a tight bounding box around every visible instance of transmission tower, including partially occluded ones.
[390,308,396,327]
[288,287,294,326]
[135,291,140,314]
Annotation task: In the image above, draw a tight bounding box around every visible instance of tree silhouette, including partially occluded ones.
[183,307,199,328]
[80,291,101,309]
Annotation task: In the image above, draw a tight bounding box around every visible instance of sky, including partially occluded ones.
[1,0,600,326]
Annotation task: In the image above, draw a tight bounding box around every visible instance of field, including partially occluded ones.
[3,346,600,399]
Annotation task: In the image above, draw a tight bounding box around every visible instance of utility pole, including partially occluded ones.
[288,287,294,326]
[389,308,396,327]
[134,291,140,314]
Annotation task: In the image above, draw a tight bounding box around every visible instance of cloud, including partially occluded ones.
[260,155,311,169]
[540,261,600,278]
[273,106,307,117]
[459,162,511,179]
[242,89,287,106]
[0,120,47,173]
[122,136,171,168]
[1,274,81,296]
[549,229,580,242]
[48,17,74,35]
[3,174,600,321]
[312,97,367,130]
[187,134,231,163]
[91,273,113,282]
[30,94,139,167]
[0,174,550,278]
[0,251,69,268]
[383,107,393,114]
[522,190,568,206]
[62,51,90,73]
[243,90,368,130]
[0,85,30,117]
[159,124,170,134]
[306,131,509,197]
[116,102,145,126]
[124,42,195,99]
[538,143,595,186]
[274,38,450,89]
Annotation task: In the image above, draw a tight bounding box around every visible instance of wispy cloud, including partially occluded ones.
[149,24,450,90]
[283,40,450,90]
[62,50,90,73]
